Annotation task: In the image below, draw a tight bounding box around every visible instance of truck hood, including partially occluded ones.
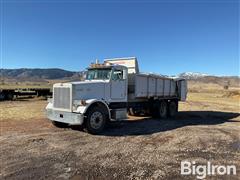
[71,81,108,100]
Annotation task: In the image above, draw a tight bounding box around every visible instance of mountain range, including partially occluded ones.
[0,68,239,86]
[178,72,239,87]
[0,68,85,82]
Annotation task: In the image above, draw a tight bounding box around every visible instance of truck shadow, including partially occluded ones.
[101,111,240,136]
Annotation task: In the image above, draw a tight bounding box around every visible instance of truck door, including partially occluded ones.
[110,68,127,100]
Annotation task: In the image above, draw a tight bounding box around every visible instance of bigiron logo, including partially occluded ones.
[181,161,237,179]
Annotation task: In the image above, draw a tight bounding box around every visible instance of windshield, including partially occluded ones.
[86,68,112,80]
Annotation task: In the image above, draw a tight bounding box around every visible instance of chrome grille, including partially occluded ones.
[53,87,71,110]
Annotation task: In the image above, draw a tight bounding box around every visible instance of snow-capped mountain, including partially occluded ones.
[178,72,209,79]
[176,72,239,86]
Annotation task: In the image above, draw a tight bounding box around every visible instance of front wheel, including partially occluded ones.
[85,107,107,134]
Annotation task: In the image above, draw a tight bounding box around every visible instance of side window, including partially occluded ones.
[112,69,123,81]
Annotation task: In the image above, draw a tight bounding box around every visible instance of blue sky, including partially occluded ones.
[1,0,239,76]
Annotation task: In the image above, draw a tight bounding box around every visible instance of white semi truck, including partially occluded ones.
[46,57,187,134]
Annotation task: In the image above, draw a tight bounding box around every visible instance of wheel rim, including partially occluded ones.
[90,111,104,129]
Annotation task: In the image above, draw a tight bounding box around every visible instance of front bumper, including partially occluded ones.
[46,108,84,125]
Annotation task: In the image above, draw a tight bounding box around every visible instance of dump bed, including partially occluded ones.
[105,57,187,101]
[128,73,187,101]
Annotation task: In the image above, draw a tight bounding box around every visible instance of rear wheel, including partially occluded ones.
[52,121,68,128]
[158,101,167,118]
[168,101,178,117]
[85,107,107,134]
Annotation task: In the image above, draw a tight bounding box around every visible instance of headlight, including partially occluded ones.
[73,100,87,106]
[80,100,87,106]
[73,100,87,111]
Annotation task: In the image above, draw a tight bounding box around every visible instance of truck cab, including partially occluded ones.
[46,63,129,134]
[86,64,128,102]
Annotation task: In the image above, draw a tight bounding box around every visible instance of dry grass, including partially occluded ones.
[188,81,240,93]
[0,98,47,121]
[1,82,239,122]
[222,90,240,98]
[0,79,78,90]
[180,81,240,113]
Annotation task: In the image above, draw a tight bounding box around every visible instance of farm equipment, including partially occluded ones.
[0,88,52,100]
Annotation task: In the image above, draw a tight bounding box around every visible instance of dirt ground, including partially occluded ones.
[0,85,240,180]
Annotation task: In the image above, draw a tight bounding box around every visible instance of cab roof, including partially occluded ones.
[87,63,126,70]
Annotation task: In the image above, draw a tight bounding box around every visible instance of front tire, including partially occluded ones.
[85,107,107,134]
